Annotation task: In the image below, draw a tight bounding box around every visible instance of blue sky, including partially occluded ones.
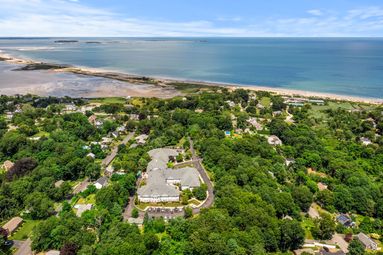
[1,0,383,36]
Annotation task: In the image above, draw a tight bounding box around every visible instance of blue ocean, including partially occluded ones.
[1,37,383,98]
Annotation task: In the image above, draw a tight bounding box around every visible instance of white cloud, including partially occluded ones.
[307,9,323,16]
[216,16,243,22]
[0,0,383,37]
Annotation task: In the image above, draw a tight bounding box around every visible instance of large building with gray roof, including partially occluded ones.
[138,148,201,203]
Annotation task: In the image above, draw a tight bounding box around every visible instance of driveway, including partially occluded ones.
[72,178,90,194]
[332,234,349,253]
[14,238,32,255]
[122,177,141,221]
[308,203,321,219]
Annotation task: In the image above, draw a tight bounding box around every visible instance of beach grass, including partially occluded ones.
[89,97,126,104]
[170,82,219,93]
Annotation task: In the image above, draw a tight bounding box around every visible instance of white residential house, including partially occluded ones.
[317,182,328,191]
[28,136,41,141]
[268,135,283,146]
[273,111,282,116]
[64,104,77,112]
[117,126,126,133]
[360,137,372,146]
[88,115,97,125]
[54,180,64,188]
[46,250,60,255]
[2,160,14,171]
[86,153,96,159]
[106,165,114,175]
[257,103,265,109]
[82,145,90,150]
[102,137,113,144]
[285,158,295,166]
[94,176,108,190]
[247,117,263,131]
[111,131,119,138]
[5,111,13,120]
[136,134,149,145]
[95,120,104,128]
[225,100,236,108]
[128,218,144,226]
[129,114,140,121]
[74,204,93,217]
[308,99,325,105]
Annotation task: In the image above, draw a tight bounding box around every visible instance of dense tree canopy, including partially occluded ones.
[1,92,383,254]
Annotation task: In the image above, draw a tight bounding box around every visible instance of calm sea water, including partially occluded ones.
[1,37,383,98]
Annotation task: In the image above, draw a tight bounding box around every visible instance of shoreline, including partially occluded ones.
[1,52,382,104]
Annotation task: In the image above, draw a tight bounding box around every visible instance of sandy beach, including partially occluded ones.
[0,51,382,104]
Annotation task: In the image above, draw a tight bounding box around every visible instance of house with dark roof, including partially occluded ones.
[316,250,346,255]
[336,214,355,228]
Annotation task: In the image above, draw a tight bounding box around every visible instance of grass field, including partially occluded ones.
[308,101,363,119]
[10,220,41,240]
[301,217,315,240]
[131,98,144,107]
[260,97,271,107]
[77,194,96,205]
[33,131,50,138]
[90,97,126,104]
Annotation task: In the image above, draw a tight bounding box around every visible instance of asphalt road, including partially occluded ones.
[188,137,214,214]
[102,132,134,168]
[122,177,142,221]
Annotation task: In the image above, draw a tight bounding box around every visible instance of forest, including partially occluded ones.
[0,88,383,255]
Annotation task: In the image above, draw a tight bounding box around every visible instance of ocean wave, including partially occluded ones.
[17,47,56,51]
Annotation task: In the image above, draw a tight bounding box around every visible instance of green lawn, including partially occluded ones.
[10,220,41,240]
